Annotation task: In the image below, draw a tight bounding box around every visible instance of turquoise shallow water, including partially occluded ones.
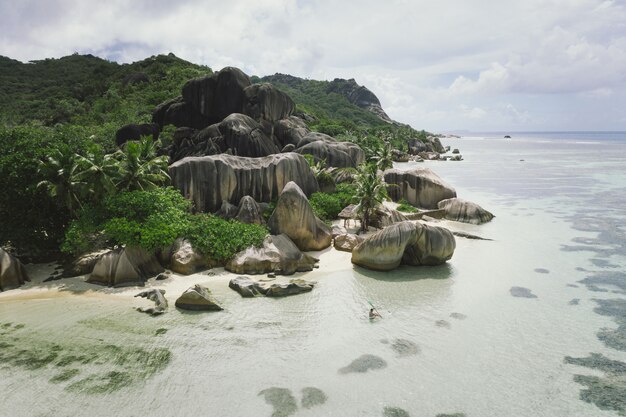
[1,133,625,417]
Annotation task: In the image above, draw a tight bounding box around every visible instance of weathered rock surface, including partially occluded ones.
[170,153,318,213]
[165,238,212,275]
[295,132,365,168]
[243,83,295,124]
[384,168,457,209]
[407,136,445,155]
[62,249,109,277]
[268,182,332,251]
[0,248,30,291]
[115,123,159,147]
[135,289,168,316]
[327,78,393,123]
[331,224,348,239]
[275,116,309,147]
[175,284,223,311]
[334,233,363,252]
[351,221,456,271]
[228,275,316,297]
[226,234,317,275]
[233,195,265,225]
[88,247,164,287]
[437,198,494,225]
[370,206,409,229]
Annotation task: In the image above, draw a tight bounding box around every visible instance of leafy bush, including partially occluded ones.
[396,199,417,213]
[184,214,268,263]
[309,183,356,221]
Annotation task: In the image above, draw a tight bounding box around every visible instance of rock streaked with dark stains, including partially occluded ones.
[300,387,327,409]
[0,248,30,291]
[175,285,223,311]
[258,387,298,417]
[169,153,318,213]
[384,167,456,209]
[87,247,163,287]
[437,198,494,225]
[339,354,387,374]
[294,132,365,168]
[510,286,538,298]
[351,221,455,271]
[268,182,332,251]
[243,83,295,124]
[226,235,318,275]
[228,275,316,298]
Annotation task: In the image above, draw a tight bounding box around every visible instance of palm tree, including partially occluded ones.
[113,135,170,191]
[74,149,119,202]
[37,147,84,216]
[353,163,388,233]
[372,141,394,171]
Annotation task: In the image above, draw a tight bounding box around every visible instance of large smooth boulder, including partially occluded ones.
[165,238,213,275]
[334,233,363,252]
[351,221,455,271]
[370,206,409,229]
[228,276,315,297]
[295,132,365,168]
[115,123,159,147]
[229,275,266,297]
[175,284,223,311]
[170,153,318,213]
[274,116,310,147]
[437,198,494,225]
[0,249,29,291]
[243,83,295,123]
[63,250,109,277]
[87,247,164,287]
[384,168,457,209]
[225,234,318,275]
[268,182,332,251]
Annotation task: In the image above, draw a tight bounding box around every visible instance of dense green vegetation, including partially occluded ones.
[309,184,357,221]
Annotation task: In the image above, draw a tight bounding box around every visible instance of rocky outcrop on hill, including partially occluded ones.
[169,153,318,213]
[225,234,318,275]
[0,248,29,291]
[88,247,164,287]
[295,132,365,168]
[351,221,456,271]
[274,116,309,147]
[384,168,457,209]
[268,182,332,251]
[327,78,392,123]
[437,198,494,225]
[115,123,159,147]
[243,83,295,125]
[175,284,223,311]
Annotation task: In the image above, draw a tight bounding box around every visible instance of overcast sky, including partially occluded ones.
[2,0,626,132]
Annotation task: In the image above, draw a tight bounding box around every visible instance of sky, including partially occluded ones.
[1,0,626,132]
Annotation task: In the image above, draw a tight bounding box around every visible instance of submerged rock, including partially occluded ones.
[268,182,332,251]
[135,289,168,316]
[225,234,318,275]
[258,387,298,417]
[301,387,327,409]
[88,247,163,287]
[169,153,318,213]
[351,221,456,271]
[0,248,30,291]
[437,198,494,225]
[384,167,457,209]
[339,354,387,374]
[510,286,537,298]
[175,284,223,311]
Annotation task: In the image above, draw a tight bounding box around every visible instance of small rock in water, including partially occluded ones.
[436,320,451,328]
[534,268,550,274]
[569,298,580,306]
[510,286,538,298]
[390,339,420,357]
[301,387,327,409]
[450,312,467,320]
[339,354,387,374]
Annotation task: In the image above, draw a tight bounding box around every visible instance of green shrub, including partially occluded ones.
[396,199,417,213]
[184,214,267,263]
[309,183,356,221]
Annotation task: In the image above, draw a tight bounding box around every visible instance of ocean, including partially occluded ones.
[1,132,625,417]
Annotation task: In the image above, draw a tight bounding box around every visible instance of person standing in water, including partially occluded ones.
[369,308,381,319]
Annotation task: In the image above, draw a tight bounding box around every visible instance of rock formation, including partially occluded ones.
[437,198,494,225]
[164,238,213,275]
[87,247,164,287]
[384,167,457,209]
[169,153,318,213]
[295,132,365,168]
[0,248,29,291]
[233,195,265,225]
[62,250,109,277]
[228,275,315,297]
[225,234,318,275]
[334,233,363,252]
[115,123,159,147]
[268,182,332,251]
[369,206,409,229]
[274,116,309,147]
[243,83,295,125]
[351,221,456,271]
[175,284,223,311]
[135,289,168,316]
[326,78,393,123]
